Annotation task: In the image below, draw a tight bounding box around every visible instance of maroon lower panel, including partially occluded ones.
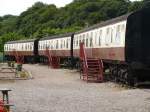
[39,50,70,57]
[74,47,125,61]
[5,51,34,56]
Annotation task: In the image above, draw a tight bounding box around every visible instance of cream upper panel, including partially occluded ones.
[74,20,127,49]
[5,42,34,52]
[39,36,71,51]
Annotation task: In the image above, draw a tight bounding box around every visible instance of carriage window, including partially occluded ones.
[76,36,78,47]
[91,32,93,38]
[44,44,46,49]
[21,45,23,50]
[28,44,30,50]
[40,44,42,50]
[117,25,121,32]
[79,35,82,44]
[60,40,63,49]
[73,38,75,47]
[30,44,32,50]
[115,25,121,44]
[56,40,59,49]
[41,43,44,50]
[99,30,102,46]
[90,34,92,47]
[86,38,88,47]
[25,44,27,50]
[50,42,52,49]
[95,31,97,44]
[89,32,93,47]
[86,33,89,47]
[38,44,40,49]
[45,42,47,48]
[63,40,66,48]
[105,28,111,45]
[42,43,44,49]
[111,28,113,43]
[27,44,29,50]
[83,34,85,44]
[66,39,69,48]
[121,24,125,32]
[44,42,46,49]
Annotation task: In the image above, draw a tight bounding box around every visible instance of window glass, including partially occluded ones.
[68,39,70,49]
[73,38,75,47]
[115,25,121,44]
[86,33,89,47]
[22,44,23,50]
[79,35,82,44]
[29,44,31,50]
[90,32,93,47]
[25,44,27,50]
[105,27,111,45]
[99,30,102,46]
[76,36,78,47]
[63,40,65,48]
[111,28,113,43]
[56,40,58,49]
[121,24,125,32]
[66,39,69,48]
[60,39,63,49]
[86,38,88,47]
[83,34,85,44]
[95,31,97,44]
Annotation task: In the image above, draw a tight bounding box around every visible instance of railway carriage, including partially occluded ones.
[4,39,39,63]
[73,7,150,85]
[38,33,74,65]
[73,14,128,61]
[3,6,150,85]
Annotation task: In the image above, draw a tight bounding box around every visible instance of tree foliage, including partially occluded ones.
[0,0,145,51]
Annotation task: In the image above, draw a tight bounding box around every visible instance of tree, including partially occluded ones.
[128,1,143,12]
[0,0,145,45]
[0,32,25,51]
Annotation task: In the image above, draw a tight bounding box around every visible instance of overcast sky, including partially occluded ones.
[0,0,141,16]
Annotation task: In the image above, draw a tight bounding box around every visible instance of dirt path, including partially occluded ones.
[0,64,149,112]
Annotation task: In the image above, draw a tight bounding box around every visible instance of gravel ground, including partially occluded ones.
[0,64,150,112]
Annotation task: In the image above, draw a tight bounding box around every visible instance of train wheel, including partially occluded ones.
[126,71,135,86]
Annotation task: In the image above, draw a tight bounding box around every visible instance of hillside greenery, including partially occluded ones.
[0,0,147,51]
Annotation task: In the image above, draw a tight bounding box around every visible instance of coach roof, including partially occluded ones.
[40,32,74,41]
[75,13,131,34]
[5,39,36,44]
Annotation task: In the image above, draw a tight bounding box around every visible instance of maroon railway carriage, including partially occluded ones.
[3,6,150,85]
[73,7,150,85]
[38,33,74,66]
[73,14,128,61]
[4,39,39,63]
